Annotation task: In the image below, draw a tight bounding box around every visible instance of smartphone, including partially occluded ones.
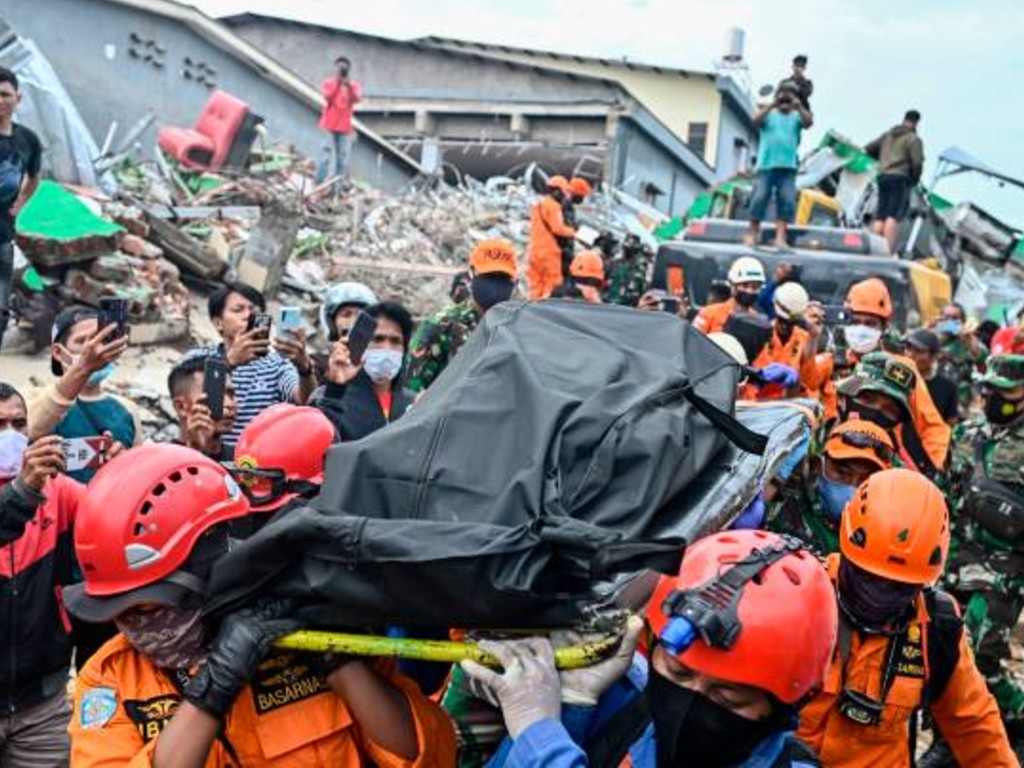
[276,306,303,339]
[63,436,112,473]
[203,357,229,422]
[98,297,130,340]
[345,310,378,366]
[824,305,851,327]
[247,312,272,334]
[660,296,681,314]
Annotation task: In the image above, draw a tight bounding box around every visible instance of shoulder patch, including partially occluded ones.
[80,687,118,730]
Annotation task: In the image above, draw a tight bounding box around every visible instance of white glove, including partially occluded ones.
[460,638,562,739]
[553,615,644,706]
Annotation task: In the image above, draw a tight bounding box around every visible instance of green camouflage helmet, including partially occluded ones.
[837,352,916,415]
[980,354,1024,389]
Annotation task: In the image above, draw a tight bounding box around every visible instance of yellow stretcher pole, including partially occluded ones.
[274,630,623,670]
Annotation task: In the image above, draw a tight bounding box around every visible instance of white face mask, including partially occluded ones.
[0,430,29,480]
[844,324,883,355]
[363,348,404,383]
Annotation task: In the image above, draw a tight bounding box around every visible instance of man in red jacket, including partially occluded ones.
[318,56,362,188]
[0,381,84,766]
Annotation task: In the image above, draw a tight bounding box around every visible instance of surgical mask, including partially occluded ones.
[363,348,404,383]
[116,606,208,670]
[818,474,857,523]
[985,391,1024,426]
[936,319,962,337]
[646,668,782,767]
[844,325,883,355]
[734,290,758,309]
[837,558,919,633]
[63,349,115,387]
[0,430,28,479]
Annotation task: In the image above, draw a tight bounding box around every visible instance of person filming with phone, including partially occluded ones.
[205,283,317,451]
[166,351,238,461]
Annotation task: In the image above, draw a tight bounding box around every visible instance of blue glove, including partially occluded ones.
[731,490,766,529]
[760,363,799,388]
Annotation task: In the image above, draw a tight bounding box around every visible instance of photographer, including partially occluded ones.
[318,55,362,188]
[747,84,813,249]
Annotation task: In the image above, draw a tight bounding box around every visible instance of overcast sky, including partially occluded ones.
[195,0,1024,224]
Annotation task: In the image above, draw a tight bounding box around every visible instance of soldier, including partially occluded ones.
[933,303,985,412]
[407,240,518,393]
[943,354,1024,755]
[603,234,652,307]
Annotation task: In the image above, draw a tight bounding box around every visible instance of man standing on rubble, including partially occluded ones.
[865,110,924,254]
[0,67,42,350]
[408,239,518,392]
[318,56,362,188]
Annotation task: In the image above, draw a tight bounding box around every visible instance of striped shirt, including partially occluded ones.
[207,345,299,449]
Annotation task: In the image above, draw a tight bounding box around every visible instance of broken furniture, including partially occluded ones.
[157,90,263,171]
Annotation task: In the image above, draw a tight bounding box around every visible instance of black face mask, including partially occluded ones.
[837,558,919,633]
[646,669,781,768]
[847,402,900,431]
[985,391,1024,426]
[734,290,758,309]
[470,275,515,312]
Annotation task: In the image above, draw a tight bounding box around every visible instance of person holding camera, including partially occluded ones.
[318,56,362,188]
[746,84,812,249]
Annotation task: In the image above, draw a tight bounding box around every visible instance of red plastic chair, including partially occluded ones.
[158,90,252,170]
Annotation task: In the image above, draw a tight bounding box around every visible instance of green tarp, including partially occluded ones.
[16,180,122,241]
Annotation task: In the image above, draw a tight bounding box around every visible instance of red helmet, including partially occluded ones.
[233,403,336,511]
[70,444,249,601]
[647,530,838,704]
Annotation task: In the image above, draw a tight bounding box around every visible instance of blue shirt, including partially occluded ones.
[756,111,803,171]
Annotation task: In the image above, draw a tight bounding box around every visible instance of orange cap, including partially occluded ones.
[570,250,605,283]
[469,239,519,279]
[840,468,949,584]
[546,175,570,192]
[824,419,895,472]
[568,177,593,199]
[845,278,893,321]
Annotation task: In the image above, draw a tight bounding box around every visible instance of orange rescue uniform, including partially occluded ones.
[810,353,838,421]
[527,195,575,300]
[743,325,823,400]
[898,352,951,471]
[798,557,1013,768]
[69,634,457,768]
[692,299,738,335]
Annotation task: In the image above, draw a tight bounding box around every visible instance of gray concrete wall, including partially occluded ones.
[714,98,755,179]
[226,17,620,105]
[615,122,707,216]
[4,0,416,190]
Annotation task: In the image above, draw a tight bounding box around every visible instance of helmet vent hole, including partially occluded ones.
[187,466,199,476]
[850,528,867,548]
[782,565,802,585]
[888,555,906,566]
[929,546,943,566]
[153,483,166,497]
[751,572,765,585]
[897,528,910,543]
[169,471,183,483]
[133,523,146,537]
[139,501,153,516]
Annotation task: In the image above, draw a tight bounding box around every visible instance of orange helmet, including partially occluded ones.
[568,177,593,199]
[647,530,838,704]
[840,468,949,584]
[233,403,337,511]
[546,175,570,193]
[824,419,895,472]
[844,278,893,321]
[63,444,249,621]
[570,250,605,284]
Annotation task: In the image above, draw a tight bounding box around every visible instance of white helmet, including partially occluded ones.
[320,282,379,339]
[727,256,766,286]
[708,332,749,366]
[773,281,809,321]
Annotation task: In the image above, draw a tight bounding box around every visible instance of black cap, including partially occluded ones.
[50,306,99,376]
[793,55,808,66]
[905,328,940,355]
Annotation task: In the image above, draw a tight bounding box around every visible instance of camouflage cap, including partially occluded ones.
[837,352,916,414]
[980,354,1024,389]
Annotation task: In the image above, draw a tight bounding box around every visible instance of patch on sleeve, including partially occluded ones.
[80,687,118,730]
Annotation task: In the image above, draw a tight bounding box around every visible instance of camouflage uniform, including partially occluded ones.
[767,485,838,558]
[938,336,983,410]
[406,301,480,392]
[945,355,1024,728]
[603,237,652,307]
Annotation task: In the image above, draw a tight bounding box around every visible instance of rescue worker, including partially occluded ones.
[603,234,651,308]
[797,468,1015,767]
[744,281,824,400]
[838,351,946,478]
[564,177,592,230]
[567,250,605,304]
[319,281,378,343]
[64,443,457,767]
[693,255,767,335]
[407,239,518,392]
[943,354,1024,753]
[768,419,894,555]
[463,530,838,767]
[527,176,575,300]
[231,403,336,535]
[933,302,985,412]
[839,278,951,469]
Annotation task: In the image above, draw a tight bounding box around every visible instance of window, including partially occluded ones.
[687,122,709,158]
